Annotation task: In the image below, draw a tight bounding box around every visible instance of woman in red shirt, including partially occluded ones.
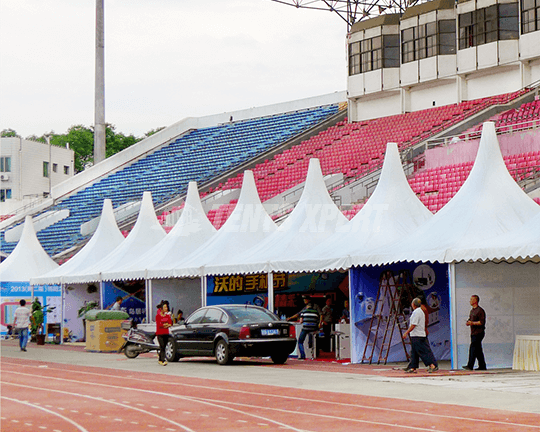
[155,300,173,365]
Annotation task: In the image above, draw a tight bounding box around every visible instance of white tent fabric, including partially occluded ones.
[0,215,58,282]
[30,199,125,285]
[63,191,166,284]
[173,171,277,277]
[362,122,540,265]
[449,208,540,263]
[272,143,433,272]
[206,158,349,275]
[103,182,217,281]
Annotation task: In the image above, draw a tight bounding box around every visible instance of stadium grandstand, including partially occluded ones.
[1,0,540,262]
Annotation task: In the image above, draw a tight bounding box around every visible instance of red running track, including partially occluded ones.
[1,358,539,432]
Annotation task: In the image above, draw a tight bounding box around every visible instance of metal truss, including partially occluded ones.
[269,0,430,30]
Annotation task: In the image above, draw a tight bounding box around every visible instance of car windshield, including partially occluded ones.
[225,307,278,324]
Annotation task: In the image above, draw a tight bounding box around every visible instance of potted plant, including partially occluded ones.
[78,301,99,342]
[31,299,56,345]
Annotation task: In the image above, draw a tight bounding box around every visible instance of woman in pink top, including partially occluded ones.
[155,301,173,365]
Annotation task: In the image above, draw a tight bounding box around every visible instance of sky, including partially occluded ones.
[0,0,347,138]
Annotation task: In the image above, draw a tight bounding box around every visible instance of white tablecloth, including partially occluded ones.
[512,334,540,371]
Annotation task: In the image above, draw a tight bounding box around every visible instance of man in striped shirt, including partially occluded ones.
[297,297,320,360]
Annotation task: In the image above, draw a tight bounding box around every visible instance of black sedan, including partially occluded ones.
[166,305,297,365]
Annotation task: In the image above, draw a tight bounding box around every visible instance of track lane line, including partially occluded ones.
[2,382,197,432]
[2,379,309,432]
[1,396,90,432]
[2,362,538,429]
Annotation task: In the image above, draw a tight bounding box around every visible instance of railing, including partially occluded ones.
[426,118,540,149]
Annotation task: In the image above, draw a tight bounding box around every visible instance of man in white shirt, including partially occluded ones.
[13,299,33,352]
[402,297,438,373]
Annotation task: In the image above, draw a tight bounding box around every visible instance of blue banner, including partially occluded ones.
[350,263,450,364]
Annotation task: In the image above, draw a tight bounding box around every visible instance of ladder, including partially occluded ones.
[361,270,415,365]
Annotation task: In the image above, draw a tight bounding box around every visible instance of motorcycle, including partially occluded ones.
[119,320,178,362]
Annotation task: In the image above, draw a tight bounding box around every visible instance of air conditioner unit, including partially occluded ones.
[0,174,9,181]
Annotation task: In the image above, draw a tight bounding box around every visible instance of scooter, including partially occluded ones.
[119,322,160,359]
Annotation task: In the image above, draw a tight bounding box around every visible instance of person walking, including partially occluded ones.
[111,296,123,311]
[13,299,32,352]
[402,297,438,373]
[463,294,487,371]
[296,299,320,360]
[155,301,173,366]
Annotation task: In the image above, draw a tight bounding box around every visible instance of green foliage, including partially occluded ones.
[77,301,99,318]
[30,299,56,335]
[2,124,164,173]
[1,128,19,138]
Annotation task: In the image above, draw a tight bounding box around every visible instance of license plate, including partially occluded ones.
[261,329,280,336]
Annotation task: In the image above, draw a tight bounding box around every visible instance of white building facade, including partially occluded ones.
[347,0,540,121]
[0,137,74,215]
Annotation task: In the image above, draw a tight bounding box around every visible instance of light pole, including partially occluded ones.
[94,0,106,164]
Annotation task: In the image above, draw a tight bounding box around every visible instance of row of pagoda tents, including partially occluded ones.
[3,122,537,368]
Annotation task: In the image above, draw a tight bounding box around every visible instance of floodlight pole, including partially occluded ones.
[94,0,106,165]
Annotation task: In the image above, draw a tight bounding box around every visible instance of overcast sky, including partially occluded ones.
[0,0,347,138]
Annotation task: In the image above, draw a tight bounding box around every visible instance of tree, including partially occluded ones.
[105,125,141,158]
[145,127,165,138]
[63,125,95,173]
[1,128,19,138]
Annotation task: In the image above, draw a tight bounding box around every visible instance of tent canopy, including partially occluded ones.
[104,182,217,281]
[271,143,433,272]
[173,170,277,277]
[205,158,348,275]
[63,191,166,284]
[30,199,125,285]
[0,215,58,282]
[362,122,540,265]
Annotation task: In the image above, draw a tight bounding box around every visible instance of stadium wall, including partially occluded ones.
[425,129,540,169]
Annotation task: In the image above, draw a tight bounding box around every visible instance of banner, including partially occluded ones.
[350,263,450,364]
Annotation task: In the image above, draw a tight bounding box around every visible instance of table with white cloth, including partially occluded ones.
[512,334,540,371]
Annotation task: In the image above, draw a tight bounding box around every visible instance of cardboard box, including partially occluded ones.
[85,320,126,352]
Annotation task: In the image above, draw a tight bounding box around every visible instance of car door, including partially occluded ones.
[198,308,226,354]
[173,308,207,355]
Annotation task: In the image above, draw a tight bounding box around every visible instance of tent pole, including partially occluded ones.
[267,272,274,313]
[146,279,152,323]
[200,275,207,307]
[449,262,458,370]
[60,282,65,345]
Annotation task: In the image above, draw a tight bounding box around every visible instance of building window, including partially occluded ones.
[459,2,518,49]
[522,0,540,34]
[401,20,456,63]
[53,163,58,173]
[348,35,398,75]
[0,189,12,202]
[0,156,11,172]
[64,165,70,175]
[439,20,457,55]
[43,161,49,178]
[383,35,400,68]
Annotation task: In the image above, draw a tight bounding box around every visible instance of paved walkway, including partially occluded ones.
[2,339,540,415]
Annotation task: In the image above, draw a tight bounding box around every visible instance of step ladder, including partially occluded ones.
[361,270,417,365]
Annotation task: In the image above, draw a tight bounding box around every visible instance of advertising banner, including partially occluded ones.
[350,263,450,364]
[1,282,61,336]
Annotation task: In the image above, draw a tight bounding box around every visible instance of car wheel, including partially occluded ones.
[165,338,180,362]
[215,339,233,365]
[124,344,140,359]
[271,352,289,364]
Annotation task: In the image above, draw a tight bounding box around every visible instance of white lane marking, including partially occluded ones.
[70,410,78,413]
[3,362,535,429]
[25,423,33,426]
[57,407,65,411]
[114,418,123,422]
[148,425,157,428]
[131,421,139,424]
[1,382,196,432]
[183,412,191,414]
[136,403,145,407]
[1,396,89,432]
[11,419,19,422]
[218,417,228,420]
[39,427,47,430]
[237,420,248,423]
[200,414,209,417]
[84,413,92,416]
[167,408,175,411]
[258,423,269,426]
[2,372,307,432]
[151,406,159,408]
[99,415,107,418]
[45,405,53,408]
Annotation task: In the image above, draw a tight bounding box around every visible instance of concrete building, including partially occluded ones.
[0,137,74,215]
[347,0,540,122]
